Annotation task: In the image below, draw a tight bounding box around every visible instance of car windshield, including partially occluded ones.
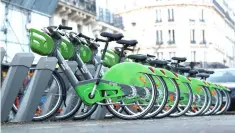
[207,70,235,83]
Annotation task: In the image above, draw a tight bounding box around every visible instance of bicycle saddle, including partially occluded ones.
[149,59,168,66]
[188,69,198,74]
[204,70,214,74]
[196,68,205,73]
[171,57,187,62]
[116,39,137,47]
[175,67,191,73]
[147,54,156,58]
[196,73,210,78]
[127,54,147,62]
[100,32,123,41]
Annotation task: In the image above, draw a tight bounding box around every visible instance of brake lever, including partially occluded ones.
[41,27,51,35]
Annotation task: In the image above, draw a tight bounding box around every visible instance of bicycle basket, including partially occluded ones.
[59,39,74,60]
[103,49,120,68]
[78,45,92,63]
[29,28,54,55]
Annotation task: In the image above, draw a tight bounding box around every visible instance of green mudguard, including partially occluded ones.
[75,62,155,105]
[188,78,207,94]
[205,82,219,97]
[215,83,231,92]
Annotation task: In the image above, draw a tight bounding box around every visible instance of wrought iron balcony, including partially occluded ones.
[60,0,96,15]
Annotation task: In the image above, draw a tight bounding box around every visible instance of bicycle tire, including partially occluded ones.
[105,73,158,120]
[155,78,180,118]
[214,90,230,115]
[185,86,208,116]
[204,88,220,115]
[12,71,65,121]
[73,103,98,120]
[170,82,193,117]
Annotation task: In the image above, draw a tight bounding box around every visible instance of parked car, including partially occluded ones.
[207,68,235,111]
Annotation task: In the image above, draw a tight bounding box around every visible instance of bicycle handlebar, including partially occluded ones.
[95,38,107,42]
[78,33,91,40]
[58,25,73,30]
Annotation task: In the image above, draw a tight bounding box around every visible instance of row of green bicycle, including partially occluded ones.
[10,25,231,121]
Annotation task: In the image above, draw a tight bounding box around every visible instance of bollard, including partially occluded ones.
[12,57,58,122]
[42,61,78,119]
[0,47,6,63]
[1,53,34,122]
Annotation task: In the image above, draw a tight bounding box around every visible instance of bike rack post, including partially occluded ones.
[43,61,78,119]
[0,47,6,63]
[90,105,106,120]
[12,57,58,122]
[1,53,34,122]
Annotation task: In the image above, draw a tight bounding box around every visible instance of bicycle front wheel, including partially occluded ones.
[13,71,64,121]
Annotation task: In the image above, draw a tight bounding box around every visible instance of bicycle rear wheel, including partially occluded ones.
[185,86,208,116]
[203,88,220,115]
[214,90,230,115]
[170,82,193,117]
[140,75,168,119]
[155,78,180,118]
[105,73,157,120]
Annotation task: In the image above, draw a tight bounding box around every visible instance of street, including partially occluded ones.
[2,115,235,133]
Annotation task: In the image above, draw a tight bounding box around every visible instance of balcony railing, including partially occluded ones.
[97,7,124,29]
[213,0,235,26]
[60,0,96,15]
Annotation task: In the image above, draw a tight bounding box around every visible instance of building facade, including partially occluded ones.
[116,0,235,68]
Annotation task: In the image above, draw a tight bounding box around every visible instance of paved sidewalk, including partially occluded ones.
[2,115,235,133]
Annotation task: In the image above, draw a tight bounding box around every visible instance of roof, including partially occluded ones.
[3,0,59,16]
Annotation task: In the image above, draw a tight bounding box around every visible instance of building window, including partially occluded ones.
[61,19,67,26]
[168,29,175,44]
[168,9,174,22]
[190,29,196,44]
[200,30,206,44]
[200,9,205,22]
[191,51,196,61]
[156,30,163,44]
[156,9,162,23]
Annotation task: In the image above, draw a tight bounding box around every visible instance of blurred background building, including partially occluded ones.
[115,0,235,68]
[0,0,235,68]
